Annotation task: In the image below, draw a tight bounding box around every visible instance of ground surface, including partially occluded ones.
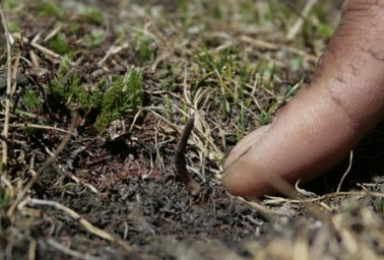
[2,0,384,259]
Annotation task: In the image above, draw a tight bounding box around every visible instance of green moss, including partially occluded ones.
[79,7,105,25]
[50,75,102,111]
[7,21,20,33]
[160,78,177,91]
[316,24,334,38]
[22,89,42,112]
[83,28,105,47]
[238,2,261,23]
[47,58,144,133]
[5,0,21,9]
[69,23,81,33]
[35,2,64,19]
[136,37,154,64]
[48,57,103,111]
[0,188,12,209]
[48,33,69,55]
[95,67,144,132]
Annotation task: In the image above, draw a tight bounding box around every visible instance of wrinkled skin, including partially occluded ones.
[223,0,384,197]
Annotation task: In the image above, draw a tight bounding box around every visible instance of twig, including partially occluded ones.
[46,238,103,260]
[10,50,21,96]
[20,198,134,252]
[43,25,63,42]
[280,0,309,21]
[28,239,37,260]
[0,1,14,196]
[174,116,201,196]
[239,35,318,63]
[336,150,354,193]
[97,42,129,66]
[7,112,78,218]
[263,190,384,206]
[9,123,73,134]
[31,33,60,59]
[286,0,318,41]
[235,196,281,220]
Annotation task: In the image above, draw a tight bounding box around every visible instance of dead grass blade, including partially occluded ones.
[21,198,134,252]
[286,0,318,41]
[46,239,103,260]
[337,150,354,192]
[0,0,13,194]
[31,33,60,59]
[240,35,318,63]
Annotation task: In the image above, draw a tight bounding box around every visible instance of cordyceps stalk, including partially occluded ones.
[223,0,384,197]
[174,117,201,196]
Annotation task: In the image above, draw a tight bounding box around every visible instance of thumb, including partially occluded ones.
[222,0,384,197]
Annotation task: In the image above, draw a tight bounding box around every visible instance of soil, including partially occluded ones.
[2,1,384,260]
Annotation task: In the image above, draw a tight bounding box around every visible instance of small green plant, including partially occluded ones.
[176,0,192,26]
[0,188,12,209]
[83,28,105,47]
[79,7,105,25]
[22,89,42,113]
[35,2,64,19]
[136,37,154,64]
[5,0,20,9]
[48,33,69,55]
[47,58,143,133]
[95,67,144,132]
[316,24,334,38]
[48,56,103,111]
[238,2,261,23]
[158,67,182,91]
[7,21,20,33]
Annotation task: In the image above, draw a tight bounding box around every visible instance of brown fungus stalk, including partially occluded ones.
[174,116,201,196]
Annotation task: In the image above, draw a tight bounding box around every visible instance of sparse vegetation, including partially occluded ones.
[48,56,97,111]
[47,57,143,132]
[2,1,384,260]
